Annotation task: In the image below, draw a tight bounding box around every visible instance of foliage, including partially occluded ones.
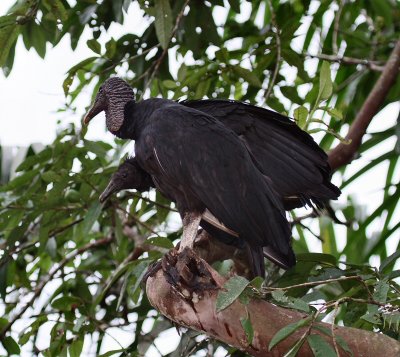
[0,0,399,356]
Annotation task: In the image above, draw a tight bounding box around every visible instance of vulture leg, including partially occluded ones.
[179,212,202,252]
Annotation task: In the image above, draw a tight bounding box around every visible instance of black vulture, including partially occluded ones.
[84,77,340,277]
[99,157,246,250]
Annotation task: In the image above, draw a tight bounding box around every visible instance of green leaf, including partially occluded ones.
[284,338,307,357]
[163,79,177,89]
[0,261,9,299]
[30,24,47,58]
[63,56,98,96]
[41,170,61,183]
[250,276,264,290]
[69,337,84,357]
[45,237,57,259]
[240,316,254,345]
[269,316,312,351]
[78,201,102,239]
[232,65,262,87]
[51,296,82,311]
[312,326,353,356]
[0,20,19,68]
[195,78,211,98]
[98,349,127,357]
[216,276,249,312]
[87,39,101,54]
[42,0,68,21]
[321,106,343,120]
[294,106,308,128]
[380,250,400,273]
[307,334,336,357]
[2,336,20,355]
[373,279,389,303]
[154,0,173,49]
[318,61,332,101]
[105,38,117,58]
[147,236,174,249]
[383,312,400,332]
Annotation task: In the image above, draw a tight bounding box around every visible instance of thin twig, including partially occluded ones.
[263,1,281,103]
[304,52,385,71]
[263,275,364,292]
[49,218,84,236]
[114,203,160,235]
[331,301,341,356]
[332,0,344,55]
[0,236,113,340]
[127,192,177,212]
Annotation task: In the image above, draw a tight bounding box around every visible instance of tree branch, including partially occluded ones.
[304,52,385,71]
[263,0,281,104]
[0,236,113,340]
[145,250,400,356]
[328,40,400,171]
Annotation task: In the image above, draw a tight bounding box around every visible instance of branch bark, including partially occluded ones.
[328,40,400,171]
[146,250,400,357]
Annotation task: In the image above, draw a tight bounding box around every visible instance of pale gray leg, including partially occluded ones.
[179,212,202,252]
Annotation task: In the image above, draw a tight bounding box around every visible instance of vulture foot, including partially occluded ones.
[179,212,202,252]
[161,248,219,300]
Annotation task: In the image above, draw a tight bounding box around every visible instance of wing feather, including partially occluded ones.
[182,100,340,207]
[137,104,295,271]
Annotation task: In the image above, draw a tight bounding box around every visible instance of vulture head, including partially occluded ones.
[99,158,153,203]
[84,77,134,133]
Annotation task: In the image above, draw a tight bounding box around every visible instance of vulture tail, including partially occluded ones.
[246,245,266,278]
[263,246,296,270]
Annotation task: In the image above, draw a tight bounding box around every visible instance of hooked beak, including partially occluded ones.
[84,102,104,125]
[99,181,118,203]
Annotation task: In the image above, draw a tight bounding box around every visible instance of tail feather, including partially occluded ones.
[263,246,296,270]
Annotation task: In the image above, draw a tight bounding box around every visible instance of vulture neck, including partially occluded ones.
[111,100,143,140]
[112,99,167,140]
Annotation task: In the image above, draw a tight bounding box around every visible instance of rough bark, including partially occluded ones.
[328,40,400,172]
[146,249,400,357]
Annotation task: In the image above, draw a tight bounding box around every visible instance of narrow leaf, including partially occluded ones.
[294,106,308,129]
[154,0,173,49]
[2,336,21,355]
[69,337,84,357]
[87,39,101,54]
[380,250,400,273]
[79,201,102,238]
[307,334,336,357]
[216,276,249,312]
[232,65,262,87]
[373,279,389,303]
[318,61,332,101]
[269,316,312,351]
[0,22,19,67]
[240,316,254,345]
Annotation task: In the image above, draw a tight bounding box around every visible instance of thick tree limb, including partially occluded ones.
[146,250,400,357]
[328,40,400,172]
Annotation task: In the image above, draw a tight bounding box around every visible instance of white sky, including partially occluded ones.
[0,0,399,356]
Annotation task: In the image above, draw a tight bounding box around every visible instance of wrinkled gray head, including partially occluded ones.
[84,77,134,132]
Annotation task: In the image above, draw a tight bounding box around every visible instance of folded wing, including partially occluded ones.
[182,100,341,209]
